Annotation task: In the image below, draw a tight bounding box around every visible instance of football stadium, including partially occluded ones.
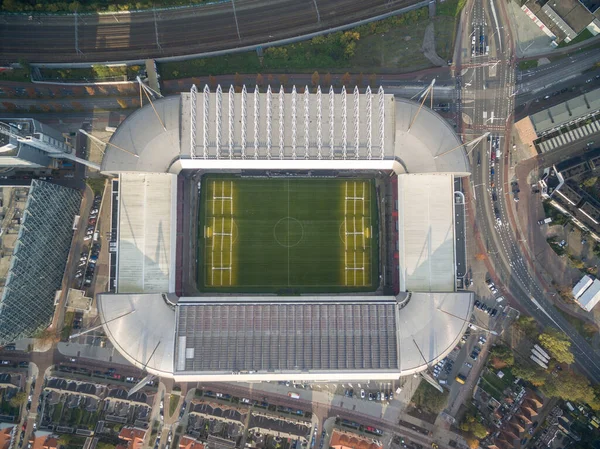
[98,85,473,382]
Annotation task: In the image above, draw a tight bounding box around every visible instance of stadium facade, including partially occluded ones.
[98,85,473,382]
[0,181,81,344]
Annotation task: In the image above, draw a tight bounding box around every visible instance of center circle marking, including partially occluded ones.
[273,217,304,248]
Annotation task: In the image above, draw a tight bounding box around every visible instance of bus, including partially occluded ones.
[455,374,467,385]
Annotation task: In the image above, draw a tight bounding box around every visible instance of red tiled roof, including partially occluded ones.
[179,436,205,449]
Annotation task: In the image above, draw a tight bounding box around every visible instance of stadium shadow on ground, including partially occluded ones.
[197,175,379,294]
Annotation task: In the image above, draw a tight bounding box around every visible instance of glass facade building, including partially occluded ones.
[0,181,81,344]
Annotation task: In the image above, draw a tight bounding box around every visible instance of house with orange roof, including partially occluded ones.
[118,427,147,449]
[0,426,14,449]
[329,429,381,449]
[179,436,205,449]
[31,434,58,449]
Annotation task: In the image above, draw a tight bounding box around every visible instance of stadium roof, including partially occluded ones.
[97,292,472,381]
[397,174,456,292]
[102,85,470,176]
[97,292,176,377]
[117,173,177,294]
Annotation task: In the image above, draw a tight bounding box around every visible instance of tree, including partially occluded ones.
[278,74,288,87]
[354,72,364,87]
[2,102,17,112]
[92,64,111,79]
[460,412,489,439]
[25,87,36,98]
[539,328,574,364]
[583,176,598,188]
[115,85,131,95]
[311,71,320,88]
[256,73,264,88]
[542,371,594,403]
[470,421,488,439]
[340,72,351,88]
[490,345,514,368]
[323,72,332,87]
[466,439,479,449]
[234,72,244,88]
[369,73,378,87]
[9,392,26,408]
[116,98,128,109]
[267,74,274,85]
[514,315,538,338]
[512,364,547,386]
[18,58,31,77]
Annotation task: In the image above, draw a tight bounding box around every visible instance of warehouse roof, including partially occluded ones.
[573,275,594,299]
[530,89,600,135]
[545,0,594,34]
[117,173,177,293]
[577,278,600,312]
[397,174,456,292]
[97,292,473,380]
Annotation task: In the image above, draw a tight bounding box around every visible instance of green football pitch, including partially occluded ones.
[197,176,379,293]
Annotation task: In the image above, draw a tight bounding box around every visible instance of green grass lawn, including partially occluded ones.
[198,176,378,293]
[558,29,594,48]
[518,60,538,71]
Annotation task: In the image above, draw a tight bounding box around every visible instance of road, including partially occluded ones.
[0,0,423,64]
[462,0,600,382]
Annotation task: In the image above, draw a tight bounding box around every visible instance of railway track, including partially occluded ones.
[0,0,423,63]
